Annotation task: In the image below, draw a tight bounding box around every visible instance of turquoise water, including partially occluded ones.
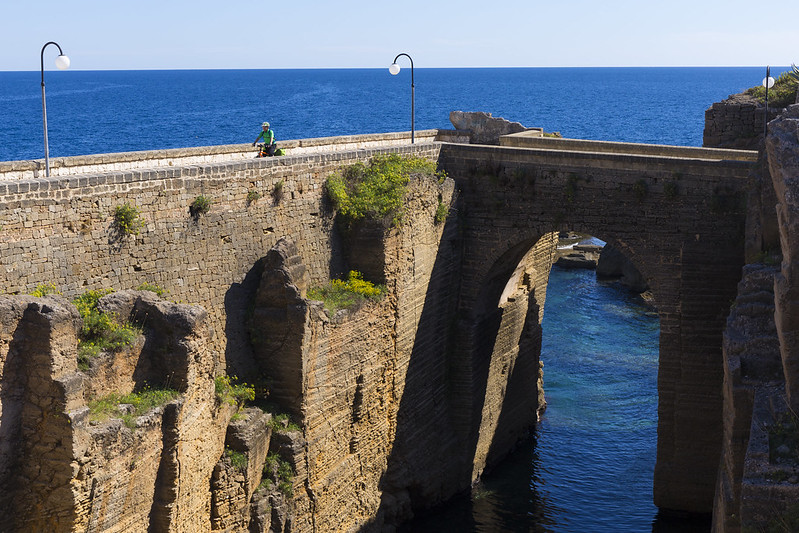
[405,266,710,532]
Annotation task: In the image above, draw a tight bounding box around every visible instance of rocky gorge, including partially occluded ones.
[0,95,797,532]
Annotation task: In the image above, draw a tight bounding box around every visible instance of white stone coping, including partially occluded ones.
[0,129,468,181]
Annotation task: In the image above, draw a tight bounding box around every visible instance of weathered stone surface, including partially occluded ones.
[449,111,528,145]
[596,242,648,292]
[0,129,764,531]
[767,105,799,412]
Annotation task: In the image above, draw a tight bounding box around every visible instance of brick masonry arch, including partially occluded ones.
[438,140,753,513]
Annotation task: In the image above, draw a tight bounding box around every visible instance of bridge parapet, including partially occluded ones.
[500,133,758,162]
[0,129,468,181]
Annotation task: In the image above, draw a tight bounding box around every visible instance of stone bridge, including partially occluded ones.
[437,135,757,513]
[0,130,759,529]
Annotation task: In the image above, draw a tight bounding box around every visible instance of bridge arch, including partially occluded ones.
[438,139,752,513]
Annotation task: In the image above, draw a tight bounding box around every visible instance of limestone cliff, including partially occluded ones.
[712,104,799,531]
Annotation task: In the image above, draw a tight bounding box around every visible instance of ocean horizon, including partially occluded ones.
[0,66,787,162]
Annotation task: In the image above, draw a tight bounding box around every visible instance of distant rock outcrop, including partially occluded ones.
[596,243,648,293]
[449,111,528,145]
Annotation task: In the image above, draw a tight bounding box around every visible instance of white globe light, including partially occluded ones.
[762,76,775,89]
[389,63,401,75]
[55,54,70,70]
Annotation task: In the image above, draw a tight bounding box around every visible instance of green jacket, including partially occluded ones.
[256,128,275,145]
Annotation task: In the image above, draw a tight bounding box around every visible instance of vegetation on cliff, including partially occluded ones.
[74,289,140,369]
[325,154,445,226]
[88,386,180,428]
[214,375,255,413]
[746,69,799,108]
[307,270,384,314]
[260,452,295,496]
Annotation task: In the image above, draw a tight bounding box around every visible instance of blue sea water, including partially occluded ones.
[0,67,783,161]
[0,67,772,531]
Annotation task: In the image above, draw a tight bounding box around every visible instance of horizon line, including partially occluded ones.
[0,65,785,73]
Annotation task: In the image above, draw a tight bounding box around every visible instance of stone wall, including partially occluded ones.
[0,130,466,181]
[0,142,440,372]
[703,94,785,151]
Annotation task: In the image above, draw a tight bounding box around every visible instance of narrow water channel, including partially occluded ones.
[404,265,711,532]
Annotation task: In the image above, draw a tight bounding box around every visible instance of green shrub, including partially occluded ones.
[746,71,799,108]
[266,412,302,433]
[225,447,248,471]
[190,195,213,217]
[306,271,384,314]
[262,452,294,496]
[29,282,60,297]
[137,282,165,297]
[73,289,140,368]
[325,154,444,226]
[664,181,678,200]
[88,385,180,428]
[113,203,143,235]
[215,375,255,411]
[434,201,449,225]
[247,189,262,204]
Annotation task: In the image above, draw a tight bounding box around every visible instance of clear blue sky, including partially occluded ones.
[3,0,798,70]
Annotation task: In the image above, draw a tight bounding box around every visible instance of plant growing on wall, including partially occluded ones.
[272,179,284,204]
[247,189,262,204]
[137,282,166,297]
[325,154,444,227]
[307,270,384,314]
[261,452,295,496]
[633,179,648,203]
[225,447,248,471]
[664,181,678,200]
[113,202,143,235]
[435,200,449,224]
[88,385,180,429]
[190,195,213,218]
[73,289,141,369]
[29,282,60,297]
[214,375,255,412]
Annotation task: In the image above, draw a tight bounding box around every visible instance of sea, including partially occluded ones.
[0,67,784,531]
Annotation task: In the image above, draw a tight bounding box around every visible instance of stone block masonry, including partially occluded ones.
[0,141,440,367]
[0,129,764,531]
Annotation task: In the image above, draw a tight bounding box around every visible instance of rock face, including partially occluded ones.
[596,243,648,292]
[711,103,799,532]
[449,111,529,145]
[554,244,602,269]
[0,290,233,532]
[767,104,799,413]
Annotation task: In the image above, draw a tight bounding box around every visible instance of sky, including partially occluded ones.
[2,0,798,70]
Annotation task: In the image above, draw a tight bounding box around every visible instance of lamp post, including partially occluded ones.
[762,65,774,140]
[41,41,70,177]
[389,53,414,144]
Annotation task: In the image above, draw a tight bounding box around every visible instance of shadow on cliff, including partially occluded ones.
[362,221,543,530]
[365,226,551,531]
[223,259,265,379]
[0,306,25,516]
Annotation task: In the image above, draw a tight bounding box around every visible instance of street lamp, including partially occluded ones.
[41,41,70,177]
[762,65,774,140]
[389,53,414,144]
